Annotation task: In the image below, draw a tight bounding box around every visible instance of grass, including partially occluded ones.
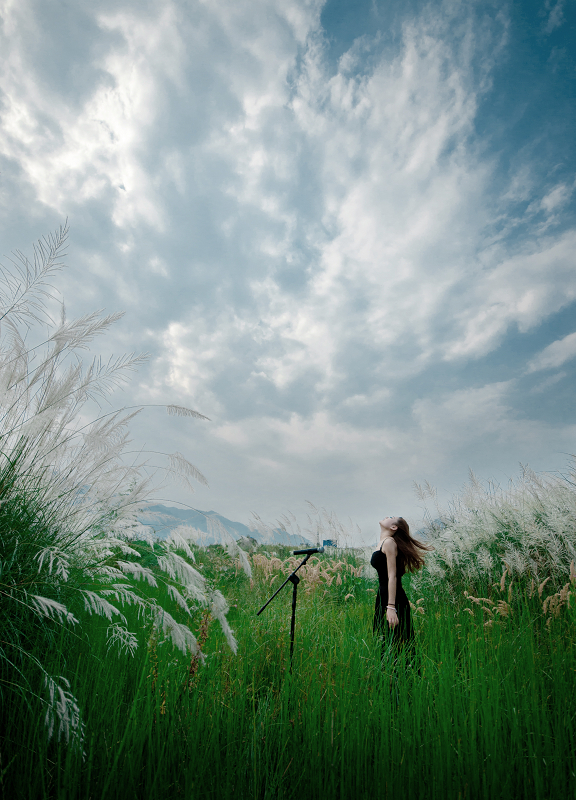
[1,544,575,800]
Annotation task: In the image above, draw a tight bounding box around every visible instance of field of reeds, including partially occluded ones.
[1,229,576,799]
[2,537,576,800]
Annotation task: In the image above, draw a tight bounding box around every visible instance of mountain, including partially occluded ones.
[138,504,311,547]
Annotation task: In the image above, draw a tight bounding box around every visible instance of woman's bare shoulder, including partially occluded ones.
[382,537,397,556]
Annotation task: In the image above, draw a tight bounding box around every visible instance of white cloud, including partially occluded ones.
[446,229,576,360]
[186,378,576,536]
[182,6,498,394]
[529,371,567,394]
[540,183,572,214]
[173,3,576,395]
[0,1,178,229]
[544,0,565,34]
[413,381,521,448]
[527,331,576,373]
[4,1,574,396]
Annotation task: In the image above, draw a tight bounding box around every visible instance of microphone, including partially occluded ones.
[293,546,325,556]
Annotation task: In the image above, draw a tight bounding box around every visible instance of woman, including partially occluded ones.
[371,516,430,661]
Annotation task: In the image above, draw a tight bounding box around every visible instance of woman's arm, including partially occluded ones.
[383,538,399,628]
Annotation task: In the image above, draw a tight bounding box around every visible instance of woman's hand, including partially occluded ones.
[386,607,399,628]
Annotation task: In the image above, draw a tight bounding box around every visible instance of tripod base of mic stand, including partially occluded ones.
[256,552,311,674]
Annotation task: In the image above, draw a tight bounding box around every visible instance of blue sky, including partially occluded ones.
[1,0,575,543]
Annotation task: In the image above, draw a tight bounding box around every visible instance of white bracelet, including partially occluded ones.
[387,605,396,610]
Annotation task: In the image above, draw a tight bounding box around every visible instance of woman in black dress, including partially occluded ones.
[371,516,430,661]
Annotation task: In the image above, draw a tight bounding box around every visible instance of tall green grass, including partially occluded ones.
[2,543,574,799]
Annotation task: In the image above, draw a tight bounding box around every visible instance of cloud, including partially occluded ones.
[529,371,567,394]
[527,331,576,373]
[540,183,572,214]
[151,2,576,411]
[1,0,576,536]
[445,229,576,360]
[543,0,565,35]
[411,381,543,454]
[152,3,506,406]
[4,1,572,399]
[172,376,575,537]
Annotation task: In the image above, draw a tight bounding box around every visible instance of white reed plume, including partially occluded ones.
[43,674,85,749]
[80,590,127,623]
[0,226,237,748]
[31,596,78,626]
[167,451,209,491]
[166,523,208,549]
[207,517,252,578]
[413,464,576,593]
[210,591,238,654]
[115,561,159,587]
[165,529,197,560]
[249,504,360,548]
[151,606,200,655]
[106,623,138,657]
[166,404,209,419]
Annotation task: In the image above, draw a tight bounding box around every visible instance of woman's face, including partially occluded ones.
[379,516,399,533]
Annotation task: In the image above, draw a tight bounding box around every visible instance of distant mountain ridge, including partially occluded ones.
[138,504,311,547]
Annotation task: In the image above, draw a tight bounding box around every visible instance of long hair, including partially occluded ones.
[393,517,432,573]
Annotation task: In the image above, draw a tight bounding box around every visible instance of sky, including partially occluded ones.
[1,0,575,545]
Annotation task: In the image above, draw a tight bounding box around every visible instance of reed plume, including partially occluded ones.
[0,226,236,748]
[413,465,576,595]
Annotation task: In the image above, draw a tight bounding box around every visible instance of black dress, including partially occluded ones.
[370,546,413,650]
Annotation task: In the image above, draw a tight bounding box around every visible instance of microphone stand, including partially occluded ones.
[256,553,312,669]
